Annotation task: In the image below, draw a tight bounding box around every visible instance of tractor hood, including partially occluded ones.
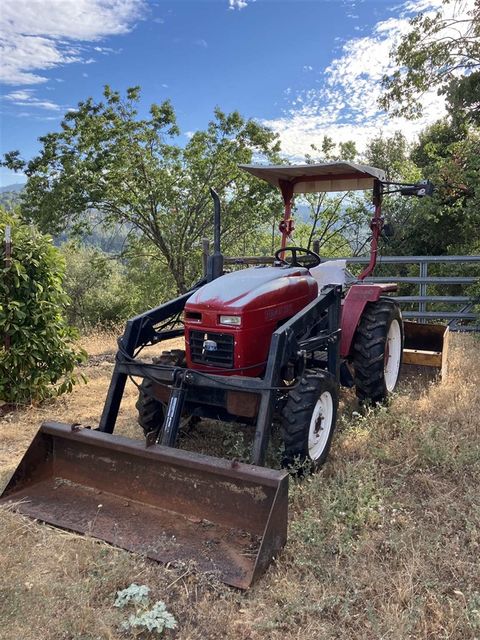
[187,266,317,311]
[184,266,319,375]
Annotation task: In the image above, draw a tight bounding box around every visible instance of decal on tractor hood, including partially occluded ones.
[265,303,293,321]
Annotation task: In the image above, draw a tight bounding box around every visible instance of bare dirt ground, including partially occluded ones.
[0,332,479,639]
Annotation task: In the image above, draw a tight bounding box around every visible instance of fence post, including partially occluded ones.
[312,239,320,255]
[4,225,12,350]
[419,259,428,324]
[202,238,210,277]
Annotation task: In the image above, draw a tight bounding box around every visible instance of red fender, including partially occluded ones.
[340,283,397,358]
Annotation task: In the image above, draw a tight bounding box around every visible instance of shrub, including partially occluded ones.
[61,242,176,330]
[61,242,133,329]
[0,213,86,404]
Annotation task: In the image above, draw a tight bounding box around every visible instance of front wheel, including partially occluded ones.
[352,298,404,404]
[280,370,339,470]
[136,378,165,437]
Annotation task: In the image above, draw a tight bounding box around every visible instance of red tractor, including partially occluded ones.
[125,161,431,468]
[2,161,434,588]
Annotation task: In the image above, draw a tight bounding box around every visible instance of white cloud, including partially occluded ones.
[194,39,208,48]
[3,89,61,110]
[93,45,120,54]
[5,90,33,101]
[229,0,249,10]
[0,0,145,85]
[261,0,474,159]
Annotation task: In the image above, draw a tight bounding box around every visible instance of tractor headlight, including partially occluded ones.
[219,315,242,326]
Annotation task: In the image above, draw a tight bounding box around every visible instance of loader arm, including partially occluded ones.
[99,286,204,434]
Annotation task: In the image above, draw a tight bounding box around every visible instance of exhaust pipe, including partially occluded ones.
[206,188,224,281]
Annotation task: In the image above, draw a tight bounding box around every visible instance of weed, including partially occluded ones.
[289,461,388,570]
[114,583,151,608]
[466,591,480,630]
[114,583,177,636]
[222,424,250,462]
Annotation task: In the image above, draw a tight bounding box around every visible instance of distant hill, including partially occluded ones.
[0,184,24,211]
[294,203,311,223]
[0,183,25,194]
[0,187,129,252]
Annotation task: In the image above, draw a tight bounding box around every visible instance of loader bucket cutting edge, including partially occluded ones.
[0,422,288,589]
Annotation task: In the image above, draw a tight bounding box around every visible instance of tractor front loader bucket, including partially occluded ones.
[0,422,288,589]
[403,321,449,377]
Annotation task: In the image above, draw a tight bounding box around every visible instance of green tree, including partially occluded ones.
[297,137,370,256]
[4,87,281,293]
[378,0,480,259]
[364,131,419,182]
[380,121,480,256]
[380,0,480,123]
[408,122,480,255]
[362,132,423,256]
[306,136,357,163]
[0,213,86,404]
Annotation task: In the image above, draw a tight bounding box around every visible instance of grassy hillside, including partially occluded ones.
[0,333,479,639]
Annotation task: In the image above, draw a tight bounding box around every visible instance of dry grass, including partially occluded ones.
[1,332,479,639]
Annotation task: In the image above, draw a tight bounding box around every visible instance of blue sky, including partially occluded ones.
[0,0,458,186]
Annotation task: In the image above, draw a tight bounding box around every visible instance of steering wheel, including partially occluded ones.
[274,246,322,268]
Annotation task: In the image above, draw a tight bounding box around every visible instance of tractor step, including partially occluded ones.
[0,422,288,589]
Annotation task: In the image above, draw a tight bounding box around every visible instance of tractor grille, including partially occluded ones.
[189,330,234,368]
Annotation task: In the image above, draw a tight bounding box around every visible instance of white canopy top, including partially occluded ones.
[240,162,386,195]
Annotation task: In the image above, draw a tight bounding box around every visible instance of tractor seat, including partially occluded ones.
[309,259,347,290]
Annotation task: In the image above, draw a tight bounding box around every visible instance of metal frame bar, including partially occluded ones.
[402,311,477,320]
[366,276,477,284]
[336,255,479,329]
[4,225,12,351]
[327,255,480,264]
[395,296,471,303]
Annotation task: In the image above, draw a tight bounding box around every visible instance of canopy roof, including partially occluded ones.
[240,162,385,196]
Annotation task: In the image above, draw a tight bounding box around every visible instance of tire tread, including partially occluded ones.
[352,297,403,404]
[280,369,338,469]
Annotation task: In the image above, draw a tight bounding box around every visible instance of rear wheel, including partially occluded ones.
[280,370,338,470]
[135,349,186,437]
[352,298,403,404]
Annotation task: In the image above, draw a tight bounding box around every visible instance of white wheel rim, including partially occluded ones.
[308,391,334,461]
[384,319,402,392]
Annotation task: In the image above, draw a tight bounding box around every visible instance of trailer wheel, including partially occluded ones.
[135,349,186,437]
[352,298,403,404]
[281,370,338,470]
